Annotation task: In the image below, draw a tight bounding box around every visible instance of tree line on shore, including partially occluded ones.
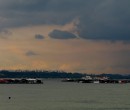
[0,70,130,79]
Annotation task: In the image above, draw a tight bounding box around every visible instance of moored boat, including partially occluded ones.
[0,78,43,84]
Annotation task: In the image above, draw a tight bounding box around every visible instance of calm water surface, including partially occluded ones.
[0,79,130,110]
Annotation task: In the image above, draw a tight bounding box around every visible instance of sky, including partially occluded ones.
[0,0,130,74]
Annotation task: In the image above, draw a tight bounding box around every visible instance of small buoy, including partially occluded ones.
[8,97,11,99]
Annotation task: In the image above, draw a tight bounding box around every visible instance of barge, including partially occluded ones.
[0,78,43,84]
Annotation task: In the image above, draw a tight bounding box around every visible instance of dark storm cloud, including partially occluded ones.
[0,0,130,41]
[35,34,44,39]
[77,0,130,42]
[25,51,38,56]
[0,0,100,28]
[49,30,77,39]
[0,0,80,28]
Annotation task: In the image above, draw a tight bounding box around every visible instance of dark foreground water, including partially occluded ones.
[0,79,130,110]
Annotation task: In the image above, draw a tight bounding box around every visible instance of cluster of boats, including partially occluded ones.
[0,78,43,84]
[62,76,130,84]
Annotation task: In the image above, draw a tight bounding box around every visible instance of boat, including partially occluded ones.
[0,78,43,84]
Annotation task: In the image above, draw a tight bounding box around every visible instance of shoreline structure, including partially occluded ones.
[0,78,43,84]
[0,75,130,84]
[62,75,130,84]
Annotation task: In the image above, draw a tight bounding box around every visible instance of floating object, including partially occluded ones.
[8,97,11,99]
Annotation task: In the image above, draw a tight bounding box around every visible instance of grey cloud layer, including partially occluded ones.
[25,51,38,56]
[77,0,130,41]
[35,34,44,39]
[49,30,77,39]
[0,0,130,41]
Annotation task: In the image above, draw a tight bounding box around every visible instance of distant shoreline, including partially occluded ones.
[0,70,130,79]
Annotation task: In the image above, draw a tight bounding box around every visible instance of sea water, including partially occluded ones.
[0,79,130,110]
